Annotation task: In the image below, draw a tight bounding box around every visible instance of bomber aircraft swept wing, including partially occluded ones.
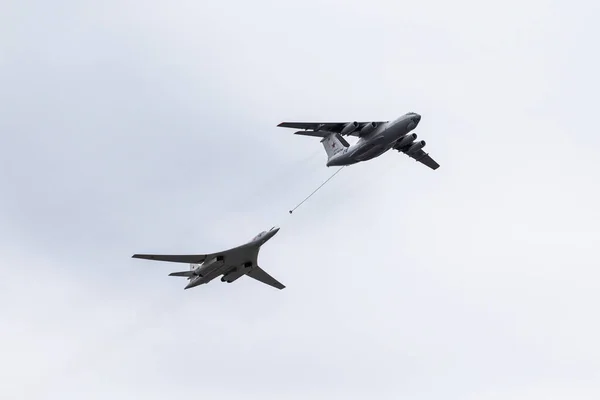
[132,253,209,264]
[278,121,389,138]
[247,266,285,290]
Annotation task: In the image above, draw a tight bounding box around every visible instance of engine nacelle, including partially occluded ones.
[407,140,426,154]
[396,133,417,148]
[360,122,377,135]
[340,121,359,136]
[196,256,224,276]
[220,262,252,283]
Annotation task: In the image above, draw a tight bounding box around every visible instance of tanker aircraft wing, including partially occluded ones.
[278,121,388,138]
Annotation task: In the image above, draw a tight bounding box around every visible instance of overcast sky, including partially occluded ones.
[1,1,599,399]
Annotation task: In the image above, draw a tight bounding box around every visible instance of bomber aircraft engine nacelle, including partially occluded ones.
[220,271,235,283]
[396,133,417,148]
[340,121,359,136]
[407,140,426,154]
[220,262,252,283]
[195,256,225,277]
[360,122,378,136]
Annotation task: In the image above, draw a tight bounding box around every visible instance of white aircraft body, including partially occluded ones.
[278,112,439,170]
[132,227,285,290]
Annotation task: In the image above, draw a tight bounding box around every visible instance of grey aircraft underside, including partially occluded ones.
[132,227,285,290]
[278,112,439,170]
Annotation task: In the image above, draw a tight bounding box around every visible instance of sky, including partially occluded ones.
[1,1,599,399]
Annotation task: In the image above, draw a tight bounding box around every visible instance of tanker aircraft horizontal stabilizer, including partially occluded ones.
[278,112,439,170]
[132,227,285,290]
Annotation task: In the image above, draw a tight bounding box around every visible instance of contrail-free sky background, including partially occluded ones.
[1,1,599,399]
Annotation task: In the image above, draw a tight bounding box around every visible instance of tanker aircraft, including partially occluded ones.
[278,112,439,170]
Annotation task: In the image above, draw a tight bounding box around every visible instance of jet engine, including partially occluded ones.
[360,122,377,135]
[220,262,252,283]
[407,140,426,154]
[395,133,417,148]
[340,121,359,136]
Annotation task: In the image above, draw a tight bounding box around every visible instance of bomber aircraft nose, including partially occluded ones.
[265,226,280,239]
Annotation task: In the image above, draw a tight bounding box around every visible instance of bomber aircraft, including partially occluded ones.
[132,226,285,290]
[278,112,439,170]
